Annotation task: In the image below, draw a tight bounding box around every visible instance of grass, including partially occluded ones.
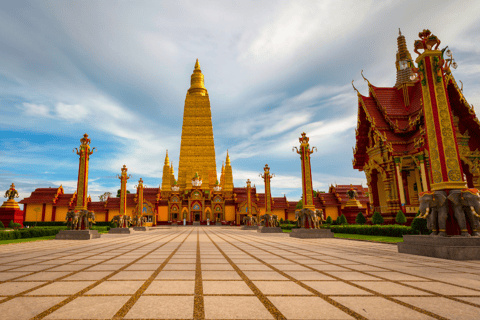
[282,229,403,243]
[334,233,403,243]
[0,235,56,245]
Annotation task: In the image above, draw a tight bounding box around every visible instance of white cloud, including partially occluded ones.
[55,102,90,121]
[22,103,52,118]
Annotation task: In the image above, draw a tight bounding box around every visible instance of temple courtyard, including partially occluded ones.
[0,228,479,320]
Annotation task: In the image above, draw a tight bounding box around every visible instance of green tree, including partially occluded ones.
[371,211,384,225]
[280,218,284,224]
[8,220,14,229]
[295,199,303,209]
[395,210,407,225]
[339,214,348,225]
[326,216,333,224]
[116,189,131,198]
[0,220,4,229]
[411,217,429,235]
[355,212,366,225]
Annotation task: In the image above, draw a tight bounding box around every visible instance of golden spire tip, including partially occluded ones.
[399,28,402,36]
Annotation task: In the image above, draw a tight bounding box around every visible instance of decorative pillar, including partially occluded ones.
[136,178,145,216]
[74,134,96,211]
[418,155,429,192]
[394,157,406,210]
[293,132,317,211]
[415,166,423,194]
[413,30,465,191]
[260,164,275,216]
[1,183,24,227]
[246,179,253,218]
[117,165,131,216]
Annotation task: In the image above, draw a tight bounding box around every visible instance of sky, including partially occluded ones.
[1,0,480,208]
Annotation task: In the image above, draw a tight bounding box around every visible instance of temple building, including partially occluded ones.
[353,30,480,223]
[20,60,370,225]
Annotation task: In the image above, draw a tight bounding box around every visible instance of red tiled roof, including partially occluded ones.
[19,187,62,204]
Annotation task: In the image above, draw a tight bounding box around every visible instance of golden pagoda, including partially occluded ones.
[177,59,217,191]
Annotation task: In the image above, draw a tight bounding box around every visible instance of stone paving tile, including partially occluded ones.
[86,280,143,294]
[203,280,253,295]
[202,270,242,280]
[0,272,31,281]
[27,281,95,295]
[325,271,381,281]
[144,280,195,294]
[366,271,426,281]
[204,296,273,319]
[0,296,65,320]
[331,296,434,319]
[401,281,480,295]
[303,281,373,295]
[10,265,53,272]
[163,263,196,270]
[45,296,130,319]
[242,271,289,280]
[0,281,46,296]
[269,296,355,319]
[350,281,433,296]
[48,264,87,272]
[253,280,313,295]
[396,297,480,320]
[270,264,310,271]
[19,271,71,281]
[125,296,194,319]
[236,264,272,271]
[62,271,112,281]
[284,271,336,280]
[201,263,234,270]
[156,270,196,280]
[109,270,154,280]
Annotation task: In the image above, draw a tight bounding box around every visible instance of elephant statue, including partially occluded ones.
[123,215,133,227]
[251,215,258,226]
[295,209,305,228]
[260,213,270,227]
[418,191,448,236]
[133,215,143,227]
[299,208,316,228]
[142,216,147,225]
[269,214,279,227]
[79,210,95,230]
[65,210,81,230]
[243,215,252,226]
[315,209,326,225]
[111,215,124,228]
[447,189,480,237]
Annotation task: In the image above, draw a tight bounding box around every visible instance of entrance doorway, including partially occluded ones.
[193,212,201,221]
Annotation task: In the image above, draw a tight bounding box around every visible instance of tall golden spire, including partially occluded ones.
[395,28,415,88]
[178,60,216,190]
[188,58,208,96]
[161,150,172,192]
[224,151,234,193]
[220,161,225,188]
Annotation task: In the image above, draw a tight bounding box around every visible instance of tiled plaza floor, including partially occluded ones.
[0,227,479,320]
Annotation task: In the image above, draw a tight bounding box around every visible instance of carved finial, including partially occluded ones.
[351,80,360,95]
[459,80,463,92]
[399,28,402,36]
[361,70,370,85]
[195,58,200,70]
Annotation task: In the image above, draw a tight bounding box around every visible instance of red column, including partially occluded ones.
[51,206,57,221]
[41,203,46,222]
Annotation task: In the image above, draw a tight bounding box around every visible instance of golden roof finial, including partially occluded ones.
[188,59,207,96]
[226,150,231,165]
[164,150,170,165]
[399,28,402,36]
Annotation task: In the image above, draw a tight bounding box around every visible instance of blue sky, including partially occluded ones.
[1,0,480,207]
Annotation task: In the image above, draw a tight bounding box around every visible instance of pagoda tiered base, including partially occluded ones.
[55,230,100,240]
[0,206,24,228]
[216,222,222,226]
[109,228,135,234]
[341,206,367,224]
[257,226,283,233]
[133,227,149,231]
[290,228,334,238]
[241,225,258,230]
[398,235,480,260]
[193,221,201,226]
